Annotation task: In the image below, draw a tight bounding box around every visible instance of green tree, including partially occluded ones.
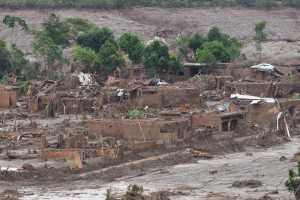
[3,15,28,44]
[64,18,95,39]
[42,13,71,48]
[175,35,190,60]
[188,33,207,52]
[0,39,11,80]
[99,40,125,74]
[144,40,182,77]
[8,44,28,77]
[194,50,217,64]
[73,46,100,72]
[208,26,222,42]
[286,160,300,199]
[32,35,63,70]
[253,21,267,62]
[119,32,144,64]
[195,41,231,63]
[76,27,115,52]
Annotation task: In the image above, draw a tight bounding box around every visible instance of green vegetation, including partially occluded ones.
[99,40,125,74]
[73,46,100,72]
[3,15,28,44]
[254,21,267,62]
[176,26,242,64]
[32,35,63,70]
[286,160,300,199]
[0,38,28,81]
[76,27,115,52]
[144,40,183,77]
[119,32,144,64]
[0,0,299,8]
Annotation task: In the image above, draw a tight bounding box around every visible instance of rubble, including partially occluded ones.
[0,60,299,199]
[173,74,216,92]
[232,179,262,188]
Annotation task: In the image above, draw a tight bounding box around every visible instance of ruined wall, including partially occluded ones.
[192,113,221,130]
[136,87,200,109]
[246,103,280,125]
[230,69,253,79]
[60,98,103,114]
[215,76,234,89]
[88,120,161,141]
[0,87,17,108]
[88,119,191,142]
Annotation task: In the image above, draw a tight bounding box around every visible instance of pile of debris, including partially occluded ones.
[33,73,104,98]
[173,74,216,92]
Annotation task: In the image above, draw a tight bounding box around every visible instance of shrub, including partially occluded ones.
[286,160,300,199]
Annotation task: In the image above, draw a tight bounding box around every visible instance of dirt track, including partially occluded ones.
[0,7,300,64]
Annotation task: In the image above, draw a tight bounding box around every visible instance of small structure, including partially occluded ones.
[192,111,245,132]
[124,86,200,109]
[0,85,17,108]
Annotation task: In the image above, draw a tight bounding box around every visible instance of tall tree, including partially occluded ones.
[99,40,125,75]
[119,32,144,64]
[32,35,63,71]
[0,39,11,80]
[76,27,115,52]
[144,40,182,77]
[3,15,28,44]
[42,13,71,48]
[73,46,100,72]
[254,21,267,62]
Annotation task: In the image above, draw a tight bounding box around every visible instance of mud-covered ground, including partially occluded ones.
[0,113,294,199]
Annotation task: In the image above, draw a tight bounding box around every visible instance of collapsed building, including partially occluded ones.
[7,62,299,168]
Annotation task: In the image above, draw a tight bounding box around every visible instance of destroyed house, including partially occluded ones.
[0,85,17,108]
[192,111,245,132]
[229,98,300,129]
[224,81,300,98]
[172,63,230,82]
[125,86,200,109]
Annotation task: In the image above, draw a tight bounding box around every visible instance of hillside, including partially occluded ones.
[0,7,300,65]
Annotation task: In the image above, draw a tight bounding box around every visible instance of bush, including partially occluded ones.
[19,82,31,96]
[286,160,300,199]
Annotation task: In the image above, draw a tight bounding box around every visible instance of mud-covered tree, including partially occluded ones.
[286,160,300,200]
[73,46,100,72]
[99,40,125,75]
[3,15,28,44]
[119,32,144,64]
[144,40,183,77]
[254,21,267,62]
[32,35,63,71]
[76,27,115,52]
[42,13,71,48]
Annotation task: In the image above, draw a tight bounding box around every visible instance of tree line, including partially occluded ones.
[0,13,267,84]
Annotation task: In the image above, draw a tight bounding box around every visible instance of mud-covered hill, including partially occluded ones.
[0,7,300,65]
